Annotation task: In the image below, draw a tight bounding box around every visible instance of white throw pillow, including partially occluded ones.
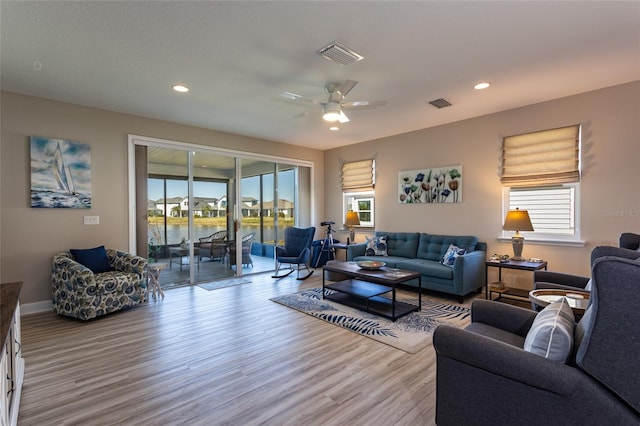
[365,235,388,256]
[524,298,575,363]
[441,244,466,267]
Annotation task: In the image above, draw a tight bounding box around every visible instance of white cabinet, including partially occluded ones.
[1,283,24,426]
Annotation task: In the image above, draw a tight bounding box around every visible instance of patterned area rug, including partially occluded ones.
[198,278,252,291]
[270,288,470,354]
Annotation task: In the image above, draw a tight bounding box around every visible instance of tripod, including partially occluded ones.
[315,221,336,267]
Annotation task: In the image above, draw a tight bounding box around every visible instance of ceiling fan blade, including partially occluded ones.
[288,111,309,120]
[342,100,387,109]
[337,80,358,98]
[338,110,350,123]
[280,92,322,106]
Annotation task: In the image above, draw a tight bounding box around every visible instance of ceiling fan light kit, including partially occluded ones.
[283,79,386,125]
[323,103,342,122]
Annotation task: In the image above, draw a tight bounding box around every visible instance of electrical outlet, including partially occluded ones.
[83,216,99,225]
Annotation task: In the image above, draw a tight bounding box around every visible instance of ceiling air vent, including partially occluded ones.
[428,98,452,109]
[317,41,363,66]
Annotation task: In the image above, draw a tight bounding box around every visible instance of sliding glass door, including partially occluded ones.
[130,135,314,287]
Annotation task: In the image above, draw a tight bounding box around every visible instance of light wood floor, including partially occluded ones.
[18,272,478,426]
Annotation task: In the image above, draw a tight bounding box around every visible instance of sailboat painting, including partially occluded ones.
[30,136,91,208]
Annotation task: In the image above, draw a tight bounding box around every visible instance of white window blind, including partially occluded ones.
[509,186,575,235]
[501,125,580,187]
[341,159,375,192]
[344,192,375,227]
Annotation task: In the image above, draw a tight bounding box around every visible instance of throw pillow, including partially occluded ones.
[70,245,112,273]
[524,298,575,363]
[365,235,388,256]
[441,244,466,267]
[584,278,592,291]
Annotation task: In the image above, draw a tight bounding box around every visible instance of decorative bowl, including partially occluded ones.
[356,260,386,270]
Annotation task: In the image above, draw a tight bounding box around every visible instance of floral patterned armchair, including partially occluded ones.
[52,248,148,320]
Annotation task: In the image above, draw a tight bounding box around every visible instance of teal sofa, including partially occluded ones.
[347,232,486,302]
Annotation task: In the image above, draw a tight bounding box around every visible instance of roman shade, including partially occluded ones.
[341,159,375,191]
[501,125,580,187]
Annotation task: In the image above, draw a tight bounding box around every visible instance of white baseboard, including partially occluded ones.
[21,300,53,315]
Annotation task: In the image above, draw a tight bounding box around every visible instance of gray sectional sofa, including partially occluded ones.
[347,232,486,302]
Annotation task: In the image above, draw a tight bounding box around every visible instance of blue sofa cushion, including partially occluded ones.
[396,258,454,280]
[70,245,112,273]
[377,231,420,258]
[417,234,478,261]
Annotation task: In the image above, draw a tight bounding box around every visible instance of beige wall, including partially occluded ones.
[325,81,640,287]
[1,92,325,306]
[3,82,639,306]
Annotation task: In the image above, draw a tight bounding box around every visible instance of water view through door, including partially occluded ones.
[140,143,311,289]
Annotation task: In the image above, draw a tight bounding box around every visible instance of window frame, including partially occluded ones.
[343,191,375,228]
[500,183,584,247]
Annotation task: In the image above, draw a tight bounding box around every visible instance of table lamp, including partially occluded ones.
[503,207,534,261]
[345,210,360,244]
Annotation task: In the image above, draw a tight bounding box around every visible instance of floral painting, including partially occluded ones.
[399,165,462,203]
[30,136,92,208]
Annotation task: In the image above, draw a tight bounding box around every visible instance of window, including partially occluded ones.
[501,125,582,244]
[344,192,375,227]
[342,159,375,228]
[504,185,578,240]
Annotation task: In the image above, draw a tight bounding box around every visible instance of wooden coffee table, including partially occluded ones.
[322,261,421,321]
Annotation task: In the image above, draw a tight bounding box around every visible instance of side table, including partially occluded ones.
[147,263,167,300]
[529,289,590,316]
[332,243,349,261]
[485,260,547,303]
[169,247,200,271]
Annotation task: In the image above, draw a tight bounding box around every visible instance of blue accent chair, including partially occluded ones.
[272,227,316,280]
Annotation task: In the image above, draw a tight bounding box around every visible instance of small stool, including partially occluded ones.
[147,263,167,300]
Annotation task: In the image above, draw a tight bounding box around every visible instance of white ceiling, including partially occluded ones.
[2,1,639,150]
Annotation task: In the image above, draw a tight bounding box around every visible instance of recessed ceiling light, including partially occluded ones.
[330,126,339,131]
[172,84,189,93]
[474,82,490,90]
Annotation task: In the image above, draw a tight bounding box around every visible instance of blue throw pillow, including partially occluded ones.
[70,245,112,273]
[441,244,466,267]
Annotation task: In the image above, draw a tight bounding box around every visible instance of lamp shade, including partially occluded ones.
[345,211,361,226]
[503,208,534,232]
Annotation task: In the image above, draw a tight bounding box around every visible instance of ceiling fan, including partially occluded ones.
[281,80,386,123]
